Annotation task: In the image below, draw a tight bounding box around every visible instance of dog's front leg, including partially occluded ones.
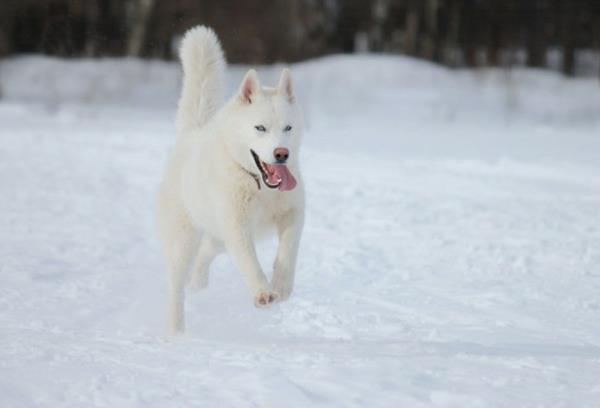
[222,221,278,307]
[271,208,304,302]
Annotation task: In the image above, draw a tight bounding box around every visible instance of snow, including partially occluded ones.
[1,54,600,407]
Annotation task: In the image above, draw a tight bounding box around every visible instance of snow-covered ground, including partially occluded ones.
[1,55,600,407]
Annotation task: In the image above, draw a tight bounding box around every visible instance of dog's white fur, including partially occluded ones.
[157,26,305,334]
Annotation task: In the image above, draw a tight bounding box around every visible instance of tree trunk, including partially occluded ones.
[593,4,600,81]
[404,1,420,55]
[443,0,461,66]
[486,0,502,66]
[126,0,155,57]
[526,0,547,68]
[462,0,478,67]
[423,0,440,61]
[84,1,99,57]
[561,2,576,76]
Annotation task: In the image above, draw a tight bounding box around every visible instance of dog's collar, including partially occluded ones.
[242,168,261,190]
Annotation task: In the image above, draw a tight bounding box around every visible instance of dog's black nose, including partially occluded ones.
[274,147,289,163]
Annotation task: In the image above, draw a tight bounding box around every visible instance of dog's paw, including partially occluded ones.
[271,277,293,302]
[277,289,292,302]
[271,284,292,302]
[186,271,209,293]
[254,291,279,308]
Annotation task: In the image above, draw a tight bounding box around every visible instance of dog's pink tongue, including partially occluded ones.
[268,164,297,191]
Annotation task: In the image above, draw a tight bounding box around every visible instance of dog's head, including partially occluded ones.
[224,68,302,191]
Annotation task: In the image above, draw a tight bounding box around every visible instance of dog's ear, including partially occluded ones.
[238,69,260,104]
[277,68,295,103]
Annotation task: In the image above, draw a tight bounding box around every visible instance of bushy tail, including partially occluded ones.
[176,26,225,134]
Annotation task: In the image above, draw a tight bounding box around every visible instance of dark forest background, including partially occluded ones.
[0,0,599,77]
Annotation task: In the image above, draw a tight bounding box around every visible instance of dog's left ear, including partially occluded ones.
[239,69,261,104]
[277,68,295,103]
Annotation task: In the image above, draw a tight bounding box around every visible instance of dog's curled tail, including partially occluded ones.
[176,26,225,134]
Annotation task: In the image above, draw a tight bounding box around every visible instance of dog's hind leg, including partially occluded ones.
[166,221,198,334]
[187,235,222,292]
[158,203,198,334]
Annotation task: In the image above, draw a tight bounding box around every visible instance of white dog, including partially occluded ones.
[157,26,305,334]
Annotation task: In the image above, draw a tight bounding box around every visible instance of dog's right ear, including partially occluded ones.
[238,69,260,104]
[277,68,295,103]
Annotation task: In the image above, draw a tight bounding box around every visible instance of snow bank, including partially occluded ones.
[1,54,598,126]
[0,56,179,108]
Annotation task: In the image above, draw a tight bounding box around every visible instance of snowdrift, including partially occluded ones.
[1,54,598,126]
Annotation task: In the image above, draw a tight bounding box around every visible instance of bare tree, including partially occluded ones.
[126,0,155,57]
[526,0,547,68]
[403,0,420,55]
[422,0,440,61]
[561,2,575,76]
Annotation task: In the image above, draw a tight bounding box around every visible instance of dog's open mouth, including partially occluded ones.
[250,150,297,191]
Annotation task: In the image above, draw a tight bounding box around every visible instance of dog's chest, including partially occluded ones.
[246,193,284,238]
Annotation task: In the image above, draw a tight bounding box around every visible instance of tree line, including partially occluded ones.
[0,0,598,77]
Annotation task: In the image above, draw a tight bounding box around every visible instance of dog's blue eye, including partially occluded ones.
[255,125,266,132]
[284,125,292,132]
